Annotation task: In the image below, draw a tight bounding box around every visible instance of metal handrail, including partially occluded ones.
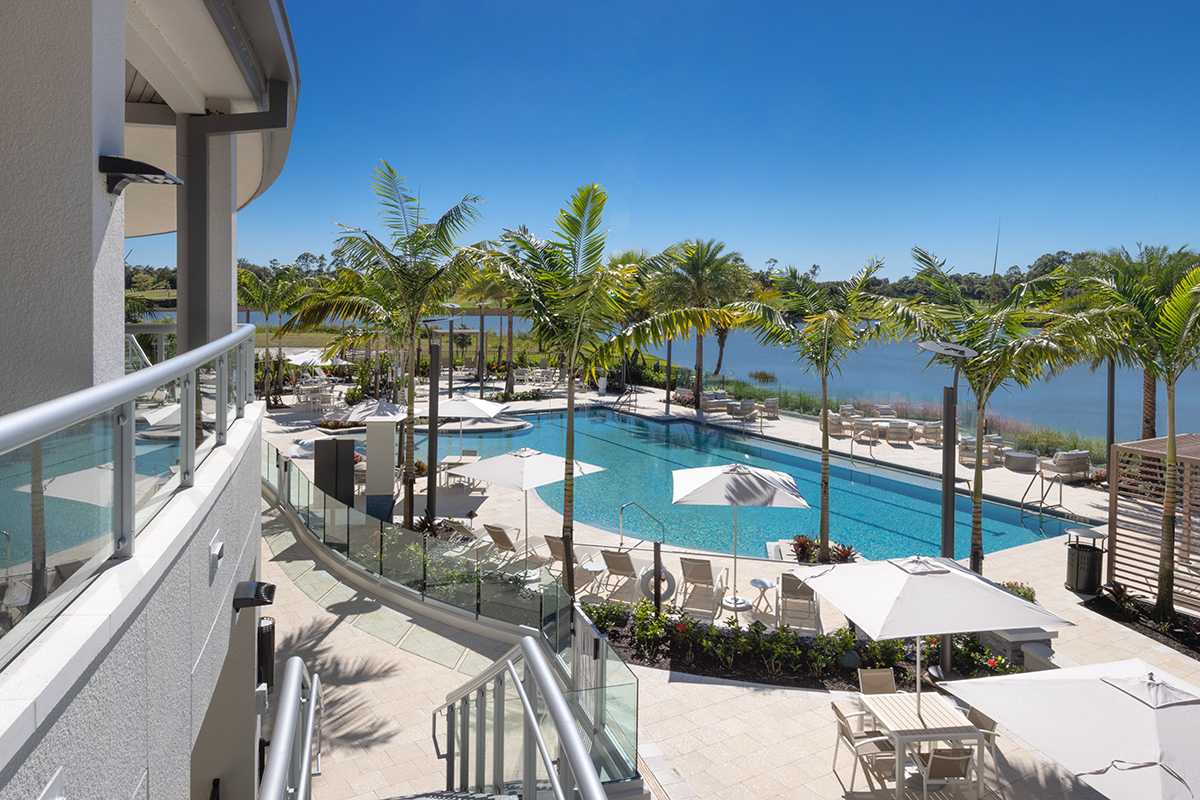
[432,642,523,715]
[505,660,567,800]
[261,656,322,800]
[619,501,666,548]
[0,324,254,456]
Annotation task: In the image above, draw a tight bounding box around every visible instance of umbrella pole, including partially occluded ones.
[916,638,922,715]
[459,419,464,456]
[733,505,739,600]
[524,489,530,566]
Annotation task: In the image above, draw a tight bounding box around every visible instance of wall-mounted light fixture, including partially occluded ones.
[232,580,276,612]
[98,155,183,195]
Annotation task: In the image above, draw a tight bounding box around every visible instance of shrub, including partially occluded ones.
[631,599,667,659]
[923,634,1022,677]
[489,389,545,402]
[792,534,818,563]
[581,601,627,635]
[860,637,906,669]
[749,370,777,384]
[1000,581,1036,603]
[344,386,363,405]
[830,542,858,563]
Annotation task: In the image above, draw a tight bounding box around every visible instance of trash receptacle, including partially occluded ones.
[1065,527,1107,594]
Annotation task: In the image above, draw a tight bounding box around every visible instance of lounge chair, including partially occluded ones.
[1039,449,1090,483]
[543,533,594,577]
[776,572,820,631]
[958,438,993,467]
[913,749,975,800]
[678,557,727,619]
[599,549,644,603]
[482,523,521,558]
[913,421,942,446]
[831,701,895,792]
[884,421,911,445]
[761,397,779,419]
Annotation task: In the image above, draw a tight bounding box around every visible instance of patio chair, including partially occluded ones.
[599,549,644,603]
[515,367,531,386]
[831,700,895,792]
[776,572,820,632]
[885,421,911,445]
[966,706,1001,772]
[858,667,901,695]
[1039,449,1090,483]
[761,397,779,419]
[874,404,896,418]
[839,404,858,419]
[913,748,975,800]
[677,557,727,619]
[482,523,521,558]
[958,438,993,467]
[914,421,942,446]
[825,411,849,437]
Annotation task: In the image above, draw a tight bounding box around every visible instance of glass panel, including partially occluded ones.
[195,362,218,464]
[561,640,639,783]
[226,346,238,426]
[500,660,526,795]
[346,517,382,576]
[0,414,117,668]
[425,536,479,612]
[345,506,375,560]
[478,558,541,628]
[379,524,425,590]
[133,375,183,534]
[541,576,573,663]
[308,485,327,544]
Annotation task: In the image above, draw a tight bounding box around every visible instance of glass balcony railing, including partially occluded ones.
[0,324,257,670]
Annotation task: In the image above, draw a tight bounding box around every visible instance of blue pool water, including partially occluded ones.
[415,410,1071,561]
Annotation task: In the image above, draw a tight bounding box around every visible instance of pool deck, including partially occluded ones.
[261,380,1199,800]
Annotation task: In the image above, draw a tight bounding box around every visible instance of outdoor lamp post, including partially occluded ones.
[917,340,977,679]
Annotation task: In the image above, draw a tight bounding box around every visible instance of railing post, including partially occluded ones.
[216,353,228,446]
[492,674,504,794]
[113,400,135,558]
[522,666,538,800]
[180,370,196,487]
[235,342,246,419]
[458,696,470,790]
[474,686,486,792]
[445,705,456,790]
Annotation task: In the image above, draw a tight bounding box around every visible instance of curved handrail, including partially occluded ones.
[433,641,523,715]
[618,501,666,548]
[0,324,254,455]
[261,656,321,800]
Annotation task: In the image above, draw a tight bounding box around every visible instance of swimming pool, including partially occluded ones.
[415,410,1071,561]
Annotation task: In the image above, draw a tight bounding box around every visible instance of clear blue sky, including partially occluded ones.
[131,1,1200,280]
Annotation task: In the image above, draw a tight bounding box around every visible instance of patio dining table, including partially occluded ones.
[860,691,985,800]
[438,454,479,487]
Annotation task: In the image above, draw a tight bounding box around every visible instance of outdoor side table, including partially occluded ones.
[1003,451,1038,472]
[1065,526,1107,594]
[750,578,776,611]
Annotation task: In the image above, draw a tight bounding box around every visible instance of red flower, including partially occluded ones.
[676,623,686,631]
[987,657,997,668]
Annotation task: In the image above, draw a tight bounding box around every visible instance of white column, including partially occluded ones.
[0,0,126,414]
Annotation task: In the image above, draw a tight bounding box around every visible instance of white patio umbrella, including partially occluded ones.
[673,463,810,611]
[448,447,604,562]
[285,349,350,367]
[139,403,217,427]
[794,555,1072,712]
[323,399,406,424]
[436,394,508,454]
[940,658,1200,800]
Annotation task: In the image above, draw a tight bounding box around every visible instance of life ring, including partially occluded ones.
[639,565,677,602]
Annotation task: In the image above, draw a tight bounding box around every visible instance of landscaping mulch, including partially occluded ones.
[1083,595,1200,662]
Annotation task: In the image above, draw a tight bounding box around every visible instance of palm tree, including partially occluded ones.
[236,267,307,405]
[294,161,482,528]
[874,248,1063,574]
[474,186,719,596]
[761,260,887,562]
[1067,246,1200,622]
[648,240,753,400]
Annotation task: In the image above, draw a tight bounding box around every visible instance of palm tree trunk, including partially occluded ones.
[818,371,831,563]
[970,401,986,574]
[505,311,515,395]
[275,314,285,403]
[1153,379,1177,623]
[694,334,704,402]
[29,441,47,606]
[561,376,577,597]
[1142,368,1157,439]
[714,326,729,375]
[403,330,417,529]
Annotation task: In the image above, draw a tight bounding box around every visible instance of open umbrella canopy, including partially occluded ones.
[941,659,1200,800]
[286,349,349,367]
[448,447,603,492]
[324,399,406,424]
[672,462,810,509]
[437,394,508,420]
[792,555,1071,641]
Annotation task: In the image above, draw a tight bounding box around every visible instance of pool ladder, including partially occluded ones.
[618,502,666,549]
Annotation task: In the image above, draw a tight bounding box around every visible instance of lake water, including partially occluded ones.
[648,332,1200,441]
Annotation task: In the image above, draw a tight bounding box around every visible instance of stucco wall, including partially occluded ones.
[0,408,264,799]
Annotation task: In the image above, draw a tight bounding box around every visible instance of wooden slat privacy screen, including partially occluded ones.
[1108,433,1200,617]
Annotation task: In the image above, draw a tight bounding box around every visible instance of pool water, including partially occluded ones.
[415,410,1070,561]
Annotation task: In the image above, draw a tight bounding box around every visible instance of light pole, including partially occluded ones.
[917,340,977,679]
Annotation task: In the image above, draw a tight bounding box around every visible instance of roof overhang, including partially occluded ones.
[123,0,300,237]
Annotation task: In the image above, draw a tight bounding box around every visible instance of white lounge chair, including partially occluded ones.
[678,557,726,619]
[776,573,820,631]
[599,549,644,603]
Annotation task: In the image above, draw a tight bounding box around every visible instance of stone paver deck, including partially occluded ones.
[261,380,1198,800]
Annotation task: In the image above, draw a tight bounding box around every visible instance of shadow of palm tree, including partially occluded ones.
[268,616,401,752]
